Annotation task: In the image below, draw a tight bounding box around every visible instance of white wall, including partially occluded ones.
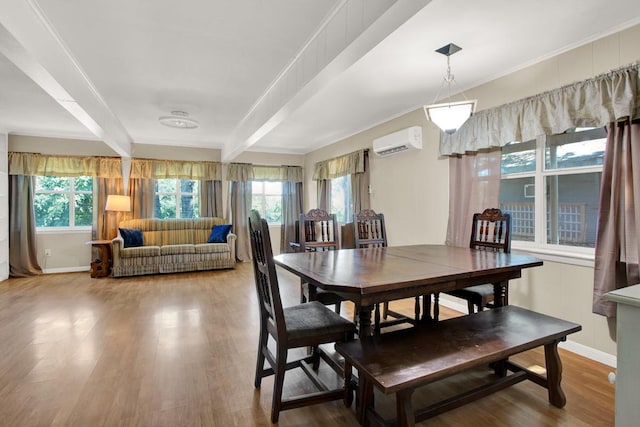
[0,132,8,280]
[303,24,640,359]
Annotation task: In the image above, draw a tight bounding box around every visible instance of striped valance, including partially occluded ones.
[8,152,122,178]
[440,62,640,156]
[129,158,222,180]
[313,149,365,180]
[227,163,302,182]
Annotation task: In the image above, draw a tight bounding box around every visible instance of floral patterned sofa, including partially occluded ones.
[111,218,236,277]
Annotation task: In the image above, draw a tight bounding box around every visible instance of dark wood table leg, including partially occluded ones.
[420,294,433,322]
[544,339,567,408]
[396,388,415,427]
[357,376,374,426]
[358,305,375,337]
[492,281,509,307]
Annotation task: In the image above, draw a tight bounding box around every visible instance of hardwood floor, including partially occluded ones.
[0,263,614,426]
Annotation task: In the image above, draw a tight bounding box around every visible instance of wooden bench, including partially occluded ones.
[336,305,581,427]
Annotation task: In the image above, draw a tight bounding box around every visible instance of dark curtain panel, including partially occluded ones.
[200,180,223,218]
[9,175,42,277]
[280,181,303,253]
[352,150,370,213]
[129,178,155,219]
[317,179,330,211]
[230,181,252,261]
[593,120,640,317]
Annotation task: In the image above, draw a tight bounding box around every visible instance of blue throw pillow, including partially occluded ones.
[120,228,144,248]
[208,224,232,243]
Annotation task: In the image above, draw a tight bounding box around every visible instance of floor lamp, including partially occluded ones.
[104,195,131,239]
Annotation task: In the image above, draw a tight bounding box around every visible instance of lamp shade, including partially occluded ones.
[424,99,476,134]
[105,195,131,212]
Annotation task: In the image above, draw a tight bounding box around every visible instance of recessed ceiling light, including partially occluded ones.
[158,111,199,129]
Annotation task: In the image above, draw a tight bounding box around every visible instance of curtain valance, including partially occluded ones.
[8,152,122,178]
[440,63,640,156]
[252,165,303,182]
[226,163,254,182]
[313,149,366,180]
[129,158,222,180]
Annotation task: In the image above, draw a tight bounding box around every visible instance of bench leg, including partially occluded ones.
[396,388,416,427]
[544,339,567,408]
[343,360,353,407]
[357,376,374,426]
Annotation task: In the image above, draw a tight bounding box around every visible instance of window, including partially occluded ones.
[499,127,605,250]
[330,175,353,224]
[34,176,93,229]
[251,181,282,223]
[154,179,199,219]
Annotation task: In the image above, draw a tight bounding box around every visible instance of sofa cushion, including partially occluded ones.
[208,224,232,243]
[120,246,161,258]
[194,243,231,254]
[160,244,196,255]
[120,228,144,248]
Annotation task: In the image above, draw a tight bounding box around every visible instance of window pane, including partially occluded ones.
[545,131,606,170]
[252,181,263,193]
[546,172,601,247]
[180,194,197,218]
[155,194,177,219]
[264,181,282,194]
[180,179,198,193]
[330,175,353,223]
[264,195,282,223]
[499,177,535,242]
[34,193,70,227]
[74,176,93,192]
[75,193,93,226]
[156,179,175,193]
[36,176,70,191]
[501,140,536,175]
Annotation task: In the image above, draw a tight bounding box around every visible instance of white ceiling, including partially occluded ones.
[1,0,639,161]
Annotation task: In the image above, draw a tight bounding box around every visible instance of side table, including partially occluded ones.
[88,240,112,278]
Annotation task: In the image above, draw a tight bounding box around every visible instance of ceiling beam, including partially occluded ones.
[222,0,432,162]
[0,0,131,157]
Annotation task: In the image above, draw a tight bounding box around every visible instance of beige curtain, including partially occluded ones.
[593,120,640,317]
[280,181,303,253]
[440,63,640,156]
[317,180,330,211]
[446,149,502,247]
[9,175,42,277]
[228,163,253,261]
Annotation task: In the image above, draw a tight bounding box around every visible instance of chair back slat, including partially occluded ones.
[470,208,511,253]
[249,209,285,337]
[299,209,339,251]
[354,209,387,248]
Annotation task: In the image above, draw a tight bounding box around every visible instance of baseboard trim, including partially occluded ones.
[43,266,90,274]
[435,296,617,368]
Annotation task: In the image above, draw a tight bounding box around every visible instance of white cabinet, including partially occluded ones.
[604,284,640,427]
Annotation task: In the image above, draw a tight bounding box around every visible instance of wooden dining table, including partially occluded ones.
[274,244,543,336]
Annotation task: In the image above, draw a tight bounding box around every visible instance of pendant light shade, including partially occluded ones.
[424,43,476,134]
[424,100,476,135]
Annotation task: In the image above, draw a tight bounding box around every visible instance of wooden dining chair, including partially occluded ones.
[248,210,356,423]
[294,209,345,313]
[433,208,512,319]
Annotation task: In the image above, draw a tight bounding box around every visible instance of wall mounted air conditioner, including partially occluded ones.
[372,126,422,157]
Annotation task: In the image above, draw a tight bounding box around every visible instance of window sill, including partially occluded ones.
[36,228,92,235]
[511,243,594,268]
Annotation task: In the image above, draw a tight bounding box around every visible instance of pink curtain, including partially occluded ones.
[446,149,502,247]
[593,120,640,317]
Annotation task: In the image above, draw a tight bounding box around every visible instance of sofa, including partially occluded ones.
[111,218,236,277]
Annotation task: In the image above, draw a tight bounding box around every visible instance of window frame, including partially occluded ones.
[154,178,200,219]
[34,175,94,232]
[500,129,605,266]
